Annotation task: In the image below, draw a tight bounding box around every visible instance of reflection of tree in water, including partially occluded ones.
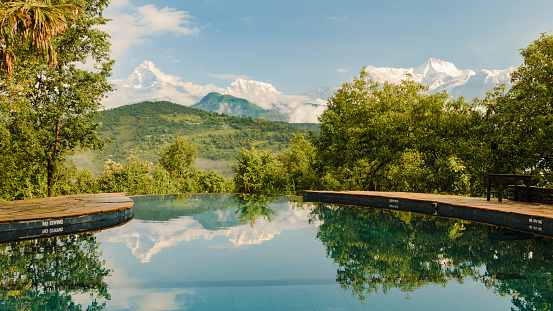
[232,194,277,227]
[311,204,553,310]
[0,233,109,310]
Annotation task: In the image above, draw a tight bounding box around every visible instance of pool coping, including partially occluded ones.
[0,193,134,243]
[303,190,553,237]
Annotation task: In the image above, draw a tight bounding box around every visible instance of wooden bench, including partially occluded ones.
[487,174,531,202]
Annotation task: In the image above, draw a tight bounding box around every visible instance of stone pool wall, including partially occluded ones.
[508,186,553,204]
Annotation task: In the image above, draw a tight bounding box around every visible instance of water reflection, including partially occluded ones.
[232,194,277,227]
[101,194,306,263]
[2,195,553,310]
[311,203,553,310]
[0,234,109,310]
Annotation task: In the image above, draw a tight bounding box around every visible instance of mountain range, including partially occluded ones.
[106,61,326,123]
[104,59,515,123]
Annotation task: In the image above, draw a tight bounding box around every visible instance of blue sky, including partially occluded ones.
[103,0,553,95]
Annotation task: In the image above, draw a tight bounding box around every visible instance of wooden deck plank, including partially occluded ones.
[0,193,134,223]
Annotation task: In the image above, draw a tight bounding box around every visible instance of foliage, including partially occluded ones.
[159,136,197,177]
[96,157,152,195]
[313,69,483,195]
[0,0,81,73]
[93,137,232,195]
[0,0,112,197]
[53,161,97,196]
[231,146,287,194]
[276,134,318,194]
[196,170,233,193]
[483,33,553,186]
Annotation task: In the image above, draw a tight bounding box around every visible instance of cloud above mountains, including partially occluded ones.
[101,3,201,60]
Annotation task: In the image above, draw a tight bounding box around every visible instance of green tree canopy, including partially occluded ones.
[314,70,481,194]
[0,0,112,198]
[0,0,81,73]
[159,136,197,177]
[484,33,553,185]
[231,146,286,194]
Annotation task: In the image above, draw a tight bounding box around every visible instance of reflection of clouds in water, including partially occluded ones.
[77,288,196,311]
[75,253,197,311]
[97,206,321,263]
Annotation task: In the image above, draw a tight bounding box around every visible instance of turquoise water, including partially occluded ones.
[1,193,552,310]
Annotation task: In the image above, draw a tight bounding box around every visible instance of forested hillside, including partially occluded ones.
[76,101,312,175]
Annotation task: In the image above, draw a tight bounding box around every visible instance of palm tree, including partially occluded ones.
[0,0,80,74]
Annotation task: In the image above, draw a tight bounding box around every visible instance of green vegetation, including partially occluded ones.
[484,33,553,186]
[0,0,112,199]
[231,33,553,196]
[1,28,552,200]
[95,100,303,165]
[192,92,289,122]
[0,0,81,74]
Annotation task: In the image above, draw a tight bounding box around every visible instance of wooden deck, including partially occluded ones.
[0,193,134,223]
[303,190,553,236]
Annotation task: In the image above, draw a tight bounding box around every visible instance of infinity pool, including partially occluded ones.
[1,194,552,310]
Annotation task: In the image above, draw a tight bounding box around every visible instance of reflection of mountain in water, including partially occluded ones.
[100,194,319,263]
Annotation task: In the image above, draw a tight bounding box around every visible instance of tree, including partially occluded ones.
[277,134,317,193]
[314,69,480,194]
[484,33,553,185]
[96,157,152,195]
[0,0,81,74]
[159,136,197,177]
[1,0,112,197]
[231,146,286,194]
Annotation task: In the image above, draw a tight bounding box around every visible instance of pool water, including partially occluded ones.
[1,193,553,310]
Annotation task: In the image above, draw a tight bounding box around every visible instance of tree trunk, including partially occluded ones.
[47,159,54,197]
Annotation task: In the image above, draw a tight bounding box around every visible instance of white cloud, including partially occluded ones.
[101,3,200,60]
[108,0,130,8]
[336,68,348,74]
[328,16,348,22]
[207,73,252,81]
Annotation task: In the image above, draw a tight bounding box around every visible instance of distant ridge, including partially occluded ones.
[305,58,515,100]
[105,59,516,123]
[192,92,289,123]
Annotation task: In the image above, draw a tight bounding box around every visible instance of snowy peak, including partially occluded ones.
[365,58,476,87]
[363,58,510,98]
[413,58,473,77]
[226,79,283,97]
[124,60,182,88]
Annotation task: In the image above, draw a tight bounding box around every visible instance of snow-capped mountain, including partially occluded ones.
[306,58,515,100]
[104,59,515,123]
[364,58,514,99]
[107,61,222,107]
[104,61,326,123]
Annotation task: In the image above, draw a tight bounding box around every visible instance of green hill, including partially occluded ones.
[192,92,289,122]
[71,101,306,176]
